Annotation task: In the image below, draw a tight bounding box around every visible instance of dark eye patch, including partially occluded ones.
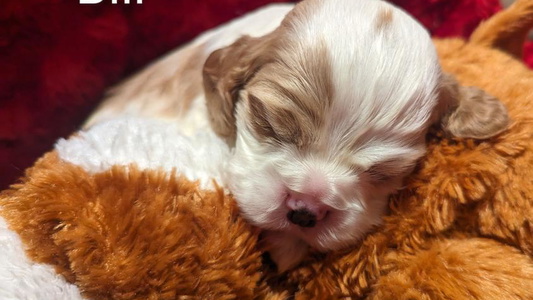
[365,164,395,182]
[247,94,307,147]
[247,94,278,140]
[362,158,415,183]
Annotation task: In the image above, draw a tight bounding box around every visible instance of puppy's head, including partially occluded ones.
[203,0,508,261]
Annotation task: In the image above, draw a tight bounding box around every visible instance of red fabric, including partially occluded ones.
[0,0,527,189]
[392,0,501,38]
[525,42,533,67]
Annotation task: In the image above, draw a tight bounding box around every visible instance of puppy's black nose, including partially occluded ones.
[287,209,316,228]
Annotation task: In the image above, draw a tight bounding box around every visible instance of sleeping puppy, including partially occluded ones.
[202,0,509,271]
[85,0,508,273]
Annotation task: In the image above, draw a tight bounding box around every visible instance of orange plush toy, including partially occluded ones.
[1,1,533,299]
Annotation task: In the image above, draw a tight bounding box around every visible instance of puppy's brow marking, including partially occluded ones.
[246,39,333,149]
[375,8,393,30]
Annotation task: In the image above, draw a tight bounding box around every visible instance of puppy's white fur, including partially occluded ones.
[87,0,508,272]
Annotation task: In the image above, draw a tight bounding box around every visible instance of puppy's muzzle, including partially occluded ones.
[287,209,316,227]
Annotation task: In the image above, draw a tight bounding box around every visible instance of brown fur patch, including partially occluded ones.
[444,85,509,139]
[203,35,276,145]
[85,43,206,128]
[203,2,334,148]
[437,73,510,139]
[375,8,393,30]
[125,42,205,118]
[0,151,289,299]
[244,39,333,149]
[161,43,205,115]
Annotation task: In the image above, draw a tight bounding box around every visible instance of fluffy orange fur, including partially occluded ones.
[1,1,533,299]
[370,238,533,299]
[0,152,287,299]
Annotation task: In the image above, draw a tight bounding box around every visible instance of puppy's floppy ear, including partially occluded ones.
[202,35,272,145]
[434,73,509,139]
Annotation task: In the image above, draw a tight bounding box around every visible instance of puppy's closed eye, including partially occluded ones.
[364,158,416,183]
[366,164,396,182]
[247,94,310,147]
[247,94,279,141]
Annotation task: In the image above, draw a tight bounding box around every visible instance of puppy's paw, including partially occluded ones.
[262,231,309,273]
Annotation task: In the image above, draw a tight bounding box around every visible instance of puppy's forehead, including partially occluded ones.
[284,0,440,140]
[246,0,439,152]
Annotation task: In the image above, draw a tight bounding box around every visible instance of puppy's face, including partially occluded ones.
[228,46,434,253]
[203,0,509,268]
